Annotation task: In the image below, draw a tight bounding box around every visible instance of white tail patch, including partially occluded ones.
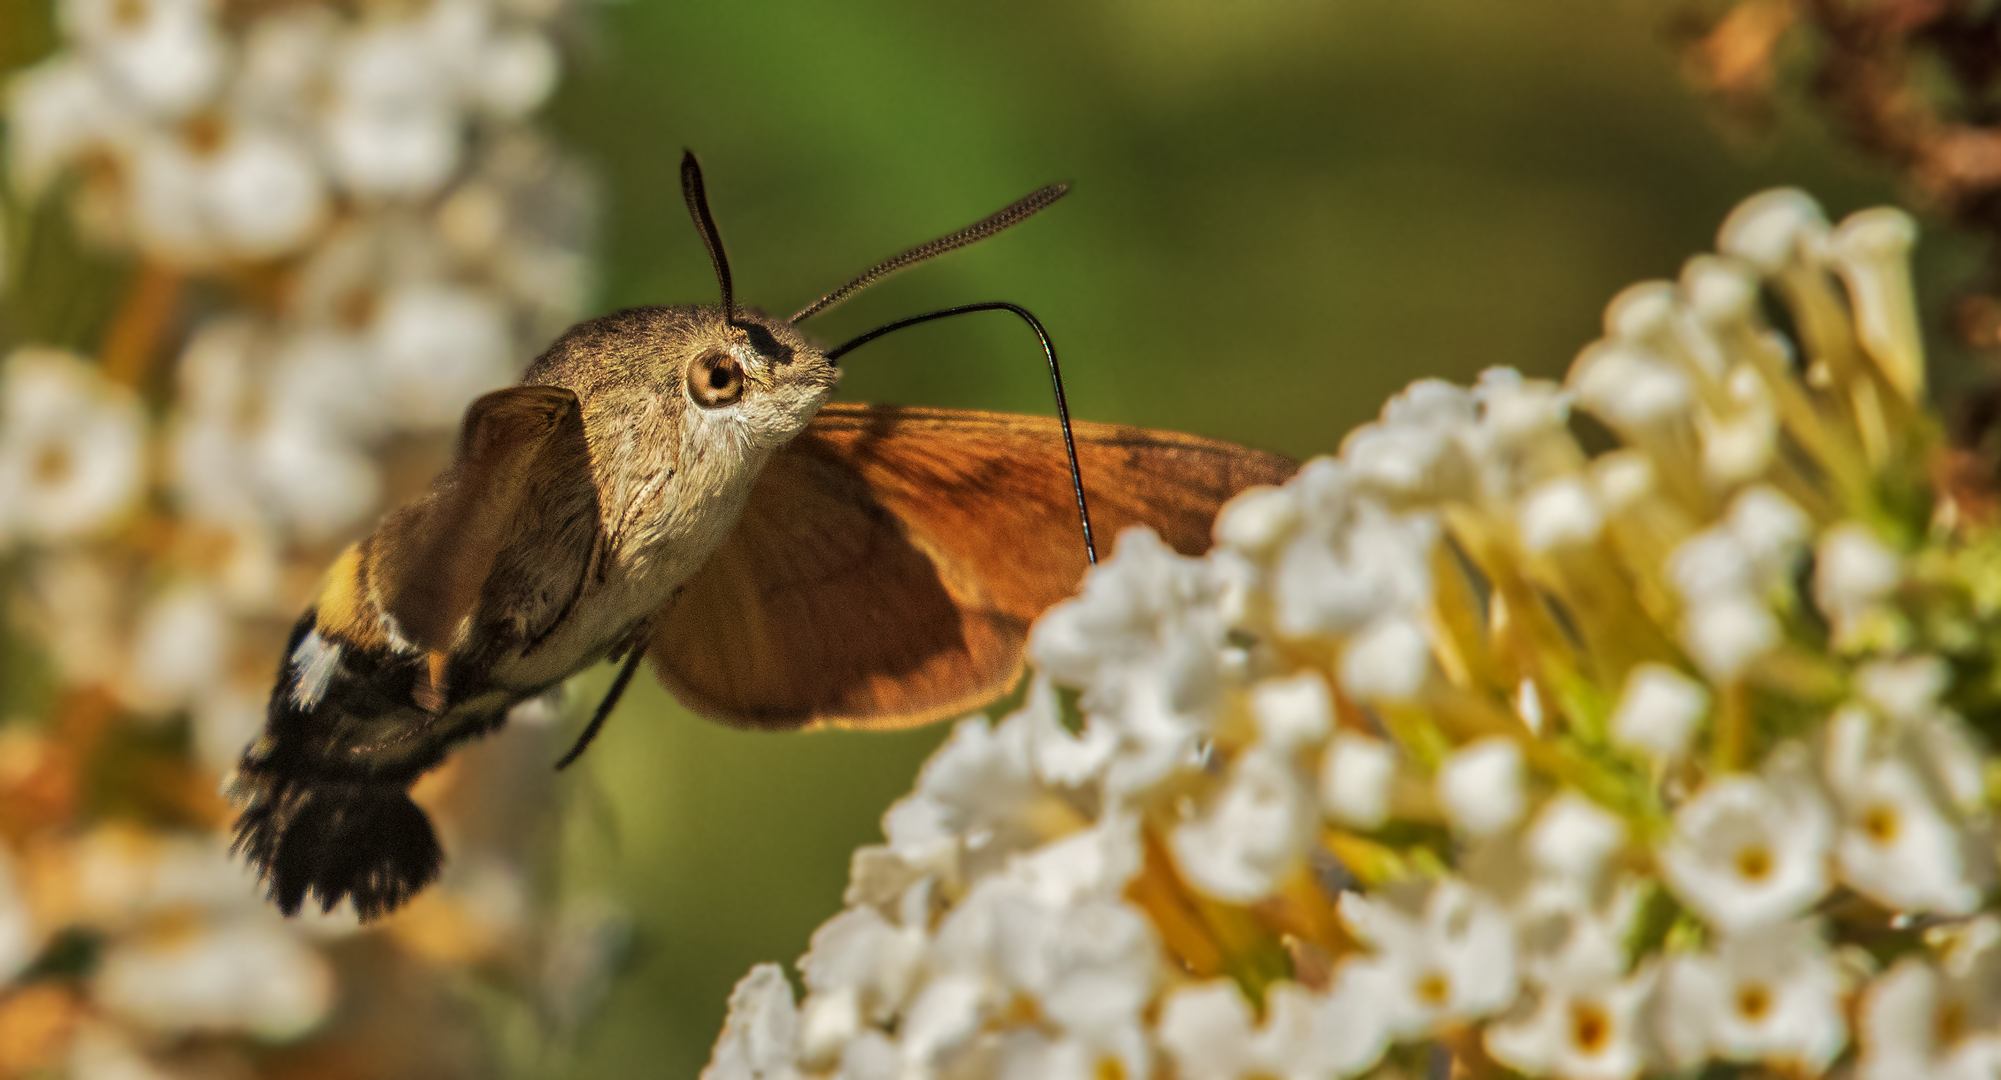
[288,630,343,711]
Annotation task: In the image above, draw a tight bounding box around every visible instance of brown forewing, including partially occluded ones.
[379,385,595,654]
[649,403,1297,731]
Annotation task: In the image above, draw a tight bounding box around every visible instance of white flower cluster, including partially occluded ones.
[702,190,2001,1080]
[0,0,601,1068]
[10,0,564,263]
[1,0,592,756]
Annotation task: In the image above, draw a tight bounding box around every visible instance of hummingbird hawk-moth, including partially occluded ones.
[229,152,1296,920]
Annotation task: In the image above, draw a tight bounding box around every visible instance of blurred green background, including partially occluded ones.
[540,2,1931,1077]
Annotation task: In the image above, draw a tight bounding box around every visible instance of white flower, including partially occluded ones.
[1469,367,1574,490]
[1830,206,1925,400]
[1274,499,1437,641]
[1014,675,1116,788]
[1339,379,1475,501]
[369,282,515,427]
[123,123,328,264]
[1609,663,1708,760]
[1717,188,1829,275]
[1569,340,1694,435]
[992,1031,1107,1080]
[68,1023,176,1080]
[1603,280,1725,381]
[250,421,381,541]
[1855,955,2001,1080]
[1668,486,1808,603]
[323,21,462,198]
[1171,747,1315,902]
[1519,477,1604,554]
[1525,793,1627,888]
[1158,974,1389,1080]
[473,28,560,118]
[798,906,925,1031]
[0,347,145,546]
[1697,364,1778,486]
[21,551,122,687]
[5,56,130,196]
[879,713,1048,877]
[1814,522,1902,643]
[1658,749,1832,933]
[1010,813,1144,905]
[1856,655,1949,726]
[1319,731,1395,830]
[1251,672,1332,752]
[1214,483,1299,556]
[1336,613,1434,703]
[702,965,803,1080]
[1509,881,1643,990]
[1437,737,1526,838]
[1824,705,1987,916]
[232,7,333,128]
[200,127,328,258]
[1667,527,1756,601]
[70,827,263,926]
[119,582,231,714]
[1030,528,1228,795]
[61,0,226,119]
[265,328,386,440]
[921,872,1160,1077]
[1679,593,1780,684]
[1722,486,1810,582]
[94,919,335,1041]
[1656,919,1847,1073]
[1484,963,1658,1080]
[1339,878,1519,1036]
[1588,450,1657,515]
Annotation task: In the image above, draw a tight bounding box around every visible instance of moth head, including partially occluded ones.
[669,305,837,442]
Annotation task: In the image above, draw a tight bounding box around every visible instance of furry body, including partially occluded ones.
[231,305,836,917]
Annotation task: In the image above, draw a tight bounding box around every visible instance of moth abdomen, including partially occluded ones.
[232,608,461,920]
[230,766,442,919]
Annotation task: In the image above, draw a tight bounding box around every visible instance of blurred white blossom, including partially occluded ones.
[0,0,598,1071]
[0,347,144,546]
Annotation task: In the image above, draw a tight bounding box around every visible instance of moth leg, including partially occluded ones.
[344,712,450,756]
[555,644,645,771]
[345,659,456,757]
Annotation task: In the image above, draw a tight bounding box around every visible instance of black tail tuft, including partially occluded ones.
[230,770,443,921]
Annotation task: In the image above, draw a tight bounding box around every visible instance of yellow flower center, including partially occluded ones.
[111,0,145,29]
[337,286,378,331]
[1938,1001,1968,1046]
[181,114,228,158]
[1735,844,1773,882]
[1415,971,1452,1007]
[1569,1001,1612,1054]
[1735,982,1773,1022]
[1863,804,1901,845]
[32,445,71,486]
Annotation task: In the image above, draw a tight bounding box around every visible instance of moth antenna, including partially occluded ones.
[790,184,1068,325]
[681,150,735,322]
[554,646,645,770]
[825,302,1097,565]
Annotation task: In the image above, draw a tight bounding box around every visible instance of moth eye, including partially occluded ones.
[688,349,745,408]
